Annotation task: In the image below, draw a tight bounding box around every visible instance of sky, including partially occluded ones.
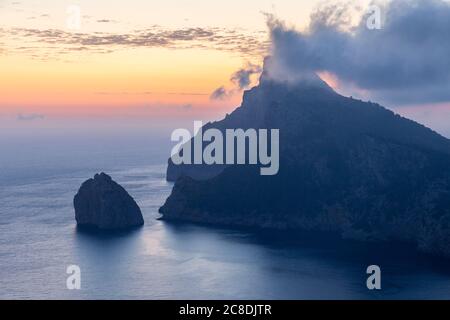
[0,0,321,120]
[1,0,450,137]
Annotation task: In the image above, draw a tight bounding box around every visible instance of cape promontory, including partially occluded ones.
[74,173,144,230]
[160,62,450,258]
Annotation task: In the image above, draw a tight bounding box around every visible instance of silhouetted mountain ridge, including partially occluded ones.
[161,64,450,258]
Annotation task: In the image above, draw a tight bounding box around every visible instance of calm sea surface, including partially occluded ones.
[1,134,450,299]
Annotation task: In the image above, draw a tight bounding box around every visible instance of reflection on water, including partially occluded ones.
[1,163,450,299]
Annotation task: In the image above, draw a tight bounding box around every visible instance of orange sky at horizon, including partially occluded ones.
[0,45,250,117]
[0,0,283,119]
[6,0,442,131]
[3,0,367,120]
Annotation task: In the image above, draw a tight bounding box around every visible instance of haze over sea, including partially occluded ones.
[1,129,450,300]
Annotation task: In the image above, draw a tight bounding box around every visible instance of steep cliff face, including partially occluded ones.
[160,70,450,257]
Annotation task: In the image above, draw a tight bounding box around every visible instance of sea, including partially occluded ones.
[1,129,450,300]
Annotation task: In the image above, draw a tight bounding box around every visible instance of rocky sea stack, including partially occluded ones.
[74,173,144,231]
[161,61,450,258]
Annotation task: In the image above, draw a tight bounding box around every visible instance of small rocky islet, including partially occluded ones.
[74,172,144,231]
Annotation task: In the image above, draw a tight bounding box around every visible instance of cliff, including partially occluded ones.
[160,66,450,257]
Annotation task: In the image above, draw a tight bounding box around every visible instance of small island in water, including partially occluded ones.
[74,172,144,231]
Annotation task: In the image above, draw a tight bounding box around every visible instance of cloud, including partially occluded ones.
[210,86,230,100]
[17,113,45,121]
[167,92,209,96]
[231,63,262,90]
[181,104,193,111]
[2,26,268,61]
[211,62,263,100]
[126,102,202,116]
[94,91,153,95]
[267,0,450,105]
[96,19,119,23]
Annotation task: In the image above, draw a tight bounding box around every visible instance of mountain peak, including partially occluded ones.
[162,63,450,258]
[258,56,334,93]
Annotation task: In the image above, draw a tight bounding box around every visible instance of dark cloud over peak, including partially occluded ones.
[267,0,450,106]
